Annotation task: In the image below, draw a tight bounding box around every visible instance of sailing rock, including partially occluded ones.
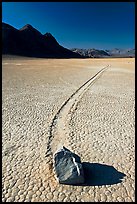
[53,146,85,185]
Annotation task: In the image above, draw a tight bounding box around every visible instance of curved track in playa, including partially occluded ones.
[2,58,134,202]
[45,65,110,165]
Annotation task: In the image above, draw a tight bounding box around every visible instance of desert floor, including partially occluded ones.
[2,56,135,202]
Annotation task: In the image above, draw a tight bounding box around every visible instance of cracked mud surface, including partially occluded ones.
[2,56,135,202]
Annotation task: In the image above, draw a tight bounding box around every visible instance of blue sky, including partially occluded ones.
[2,2,135,50]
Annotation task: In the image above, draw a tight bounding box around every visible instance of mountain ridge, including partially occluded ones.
[2,22,135,58]
[71,48,135,58]
[2,22,82,58]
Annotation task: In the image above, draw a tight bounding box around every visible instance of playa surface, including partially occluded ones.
[2,56,135,202]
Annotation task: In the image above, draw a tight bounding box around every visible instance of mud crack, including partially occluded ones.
[45,65,109,164]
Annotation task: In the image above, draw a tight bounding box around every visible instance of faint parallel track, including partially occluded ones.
[45,65,110,163]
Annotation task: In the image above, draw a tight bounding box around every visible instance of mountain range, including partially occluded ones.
[2,22,82,58]
[71,48,135,58]
[105,48,135,57]
[2,22,135,58]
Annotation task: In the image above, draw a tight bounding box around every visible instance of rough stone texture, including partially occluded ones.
[53,146,84,184]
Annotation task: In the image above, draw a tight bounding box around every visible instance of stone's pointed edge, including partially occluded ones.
[55,145,66,154]
[53,146,85,185]
[53,146,70,157]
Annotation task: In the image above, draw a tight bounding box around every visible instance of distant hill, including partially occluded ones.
[71,48,135,58]
[105,48,135,57]
[71,48,110,58]
[2,22,82,58]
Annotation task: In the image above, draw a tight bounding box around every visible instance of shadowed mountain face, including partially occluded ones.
[2,22,82,58]
[3,22,134,58]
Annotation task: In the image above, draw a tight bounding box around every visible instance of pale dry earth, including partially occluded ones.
[2,56,135,202]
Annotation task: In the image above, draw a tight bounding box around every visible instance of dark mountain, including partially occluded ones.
[3,22,134,59]
[2,22,82,58]
[71,48,110,58]
[43,32,59,47]
[2,22,21,55]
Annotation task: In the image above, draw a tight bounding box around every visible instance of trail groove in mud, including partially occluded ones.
[45,65,109,162]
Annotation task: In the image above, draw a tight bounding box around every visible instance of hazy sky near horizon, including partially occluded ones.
[2,2,135,50]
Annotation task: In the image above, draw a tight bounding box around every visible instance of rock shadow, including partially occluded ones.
[78,162,126,186]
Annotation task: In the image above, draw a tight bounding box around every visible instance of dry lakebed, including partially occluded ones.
[2,56,135,202]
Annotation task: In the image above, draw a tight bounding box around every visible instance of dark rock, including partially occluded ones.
[53,146,85,185]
